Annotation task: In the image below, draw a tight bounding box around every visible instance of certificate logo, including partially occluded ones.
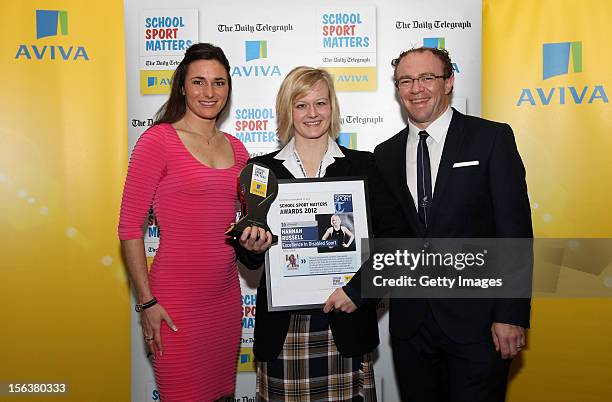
[334,194,353,213]
[332,276,345,286]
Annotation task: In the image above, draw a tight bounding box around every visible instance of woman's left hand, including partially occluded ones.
[323,288,357,313]
[239,225,273,253]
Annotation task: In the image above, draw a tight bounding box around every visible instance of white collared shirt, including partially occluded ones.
[274,135,345,178]
[405,106,454,209]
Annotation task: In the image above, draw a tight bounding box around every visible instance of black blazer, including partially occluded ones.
[372,109,533,344]
[244,146,382,361]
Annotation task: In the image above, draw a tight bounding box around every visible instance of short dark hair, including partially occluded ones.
[391,47,454,84]
[154,43,232,124]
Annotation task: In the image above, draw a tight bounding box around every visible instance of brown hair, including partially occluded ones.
[391,46,454,85]
[154,43,232,124]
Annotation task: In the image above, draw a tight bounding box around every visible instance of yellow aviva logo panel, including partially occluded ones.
[15,9,90,61]
[516,41,608,106]
[140,70,174,95]
[237,347,256,372]
[325,67,376,91]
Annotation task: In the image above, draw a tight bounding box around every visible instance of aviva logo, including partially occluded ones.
[237,347,255,372]
[36,10,68,38]
[423,37,445,49]
[245,40,267,62]
[140,70,173,95]
[232,41,281,78]
[16,10,89,61]
[423,37,459,73]
[543,41,582,80]
[516,41,608,106]
[338,132,357,149]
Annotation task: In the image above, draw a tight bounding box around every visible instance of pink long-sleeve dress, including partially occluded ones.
[119,123,248,401]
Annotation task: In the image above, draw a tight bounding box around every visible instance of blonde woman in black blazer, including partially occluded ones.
[237,66,392,401]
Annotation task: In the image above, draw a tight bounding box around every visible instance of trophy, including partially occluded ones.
[226,163,278,243]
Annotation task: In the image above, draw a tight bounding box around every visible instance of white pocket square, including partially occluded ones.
[453,161,479,168]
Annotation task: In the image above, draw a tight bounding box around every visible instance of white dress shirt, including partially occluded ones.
[274,135,345,178]
[405,106,454,209]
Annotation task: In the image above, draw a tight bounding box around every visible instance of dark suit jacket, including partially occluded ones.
[244,146,383,361]
[372,108,532,344]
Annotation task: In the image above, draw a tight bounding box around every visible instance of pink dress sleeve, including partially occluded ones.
[118,125,168,240]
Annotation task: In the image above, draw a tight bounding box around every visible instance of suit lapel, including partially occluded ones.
[429,109,466,225]
[383,128,423,235]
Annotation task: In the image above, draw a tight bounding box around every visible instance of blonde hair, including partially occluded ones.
[275,66,341,144]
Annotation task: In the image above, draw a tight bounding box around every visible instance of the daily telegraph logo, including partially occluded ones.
[338,132,357,150]
[334,194,353,213]
[15,10,89,61]
[232,41,281,78]
[516,41,608,106]
[233,108,278,144]
[423,37,459,73]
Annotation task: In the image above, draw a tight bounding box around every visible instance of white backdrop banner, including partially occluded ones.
[124,1,481,400]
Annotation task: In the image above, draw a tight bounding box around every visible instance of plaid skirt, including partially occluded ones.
[256,313,377,402]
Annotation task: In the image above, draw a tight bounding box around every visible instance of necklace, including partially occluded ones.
[182,119,220,145]
[293,150,323,178]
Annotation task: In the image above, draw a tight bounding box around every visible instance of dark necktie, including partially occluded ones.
[417,130,432,228]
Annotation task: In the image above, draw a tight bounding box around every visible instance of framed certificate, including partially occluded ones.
[265,177,370,311]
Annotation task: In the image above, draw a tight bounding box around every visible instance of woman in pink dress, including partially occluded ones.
[119,43,249,401]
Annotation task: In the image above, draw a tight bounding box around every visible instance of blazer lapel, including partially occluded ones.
[429,109,466,224]
[325,152,351,177]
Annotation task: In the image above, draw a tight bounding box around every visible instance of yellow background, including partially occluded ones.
[0,1,128,401]
[483,1,612,401]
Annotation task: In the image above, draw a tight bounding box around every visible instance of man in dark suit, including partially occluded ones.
[326,47,532,401]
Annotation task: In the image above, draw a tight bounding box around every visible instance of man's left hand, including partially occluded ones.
[491,322,526,359]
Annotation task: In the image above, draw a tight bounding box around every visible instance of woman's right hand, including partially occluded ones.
[239,225,273,254]
[141,303,178,357]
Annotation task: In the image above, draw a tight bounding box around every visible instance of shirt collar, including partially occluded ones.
[407,105,453,143]
[274,136,345,178]
[274,136,345,161]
